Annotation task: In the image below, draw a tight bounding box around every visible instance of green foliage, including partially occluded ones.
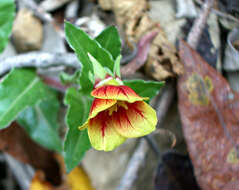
[63,87,92,172]
[0,0,15,53]
[113,55,121,77]
[17,92,62,152]
[65,22,115,92]
[60,70,81,85]
[0,69,54,129]
[95,26,121,60]
[123,80,165,100]
[88,53,108,79]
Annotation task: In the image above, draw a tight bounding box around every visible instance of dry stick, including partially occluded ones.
[18,0,53,22]
[194,0,239,24]
[0,52,79,76]
[116,1,214,190]
[187,0,215,49]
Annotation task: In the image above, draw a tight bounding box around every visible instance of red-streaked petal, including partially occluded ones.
[91,85,148,103]
[111,101,157,138]
[79,98,116,130]
[88,111,126,151]
[89,98,116,119]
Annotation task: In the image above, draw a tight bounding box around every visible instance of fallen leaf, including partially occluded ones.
[178,40,239,190]
[99,0,183,79]
[0,123,61,185]
[145,29,184,80]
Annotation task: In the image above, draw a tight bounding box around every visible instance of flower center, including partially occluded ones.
[108,101,128,116]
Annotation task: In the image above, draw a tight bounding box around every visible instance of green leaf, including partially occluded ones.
[95,26,121,60]
[17,91,62,152]
[114,55,121,77]
[88,53,107,79]
[0,0,15,53]
[59,70,81,85]
[0,69,51,129]
[63,87,92,172]
[123,80,165,100]
[65,22,115,92]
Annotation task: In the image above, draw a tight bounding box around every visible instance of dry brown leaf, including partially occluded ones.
[0,123,61,185]
[178,41,239,190]
[145,29,184,80]
[98,0,183,79]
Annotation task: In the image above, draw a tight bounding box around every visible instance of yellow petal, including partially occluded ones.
[88,111,126,151]
[67,166,95,190]
[111,101,157,137]
[79,98,116,130]
[89,98,116,119]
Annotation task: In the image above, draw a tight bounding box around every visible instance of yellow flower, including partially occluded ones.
[79,78,157,151]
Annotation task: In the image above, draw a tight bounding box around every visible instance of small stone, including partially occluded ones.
[12,9,43,52]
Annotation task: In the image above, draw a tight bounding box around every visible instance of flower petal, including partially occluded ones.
[91,85,148,103]
[79,99,116,130]
[89,98,116,119]
[88,111,126,151]
[111,101,157,138]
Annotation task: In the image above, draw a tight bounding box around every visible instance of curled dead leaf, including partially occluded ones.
[145,30,184,80]
[98,0,184,79]
[0,123,61,185]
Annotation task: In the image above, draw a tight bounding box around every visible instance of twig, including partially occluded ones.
[187,0,215,49]
[194,0,239,24]
[116,139,148,190]
[155,82,175,128]
[121,29,160,76]
[18,0,53,22]
[0,52,79,76]
[4,154,34,190]
[115,82,175,190]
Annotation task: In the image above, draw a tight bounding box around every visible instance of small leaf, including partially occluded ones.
[95,26,121,60]
[114,55,121,77]
[123,79,165,100]
[0,69,52,129]
[63,87,92,172]
[17,91,62,152]
[88,53,107,79]
[0,0,15,53]
[60,70,81,85]
[65,22,115,92]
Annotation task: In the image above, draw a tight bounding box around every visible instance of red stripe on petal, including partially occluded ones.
[91,85,147,103]
[88,111,126,151]
[111,101,157,138]
[89,98,116,119]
